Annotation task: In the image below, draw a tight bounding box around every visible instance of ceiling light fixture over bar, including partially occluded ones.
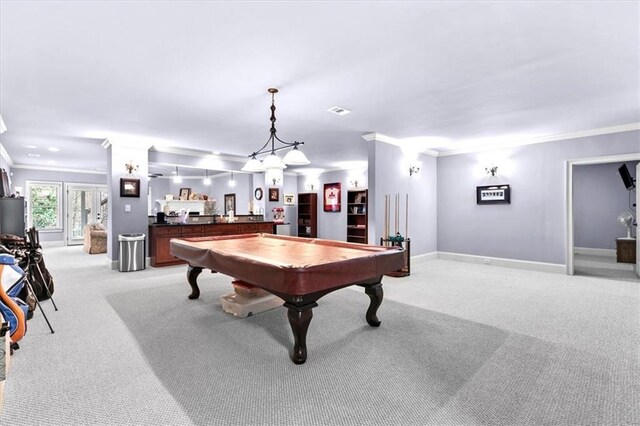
[241,88,310,172]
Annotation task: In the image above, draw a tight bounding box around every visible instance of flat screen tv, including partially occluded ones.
[618,164,636,190]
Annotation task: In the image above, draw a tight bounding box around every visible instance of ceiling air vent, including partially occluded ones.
[327,106,351,116]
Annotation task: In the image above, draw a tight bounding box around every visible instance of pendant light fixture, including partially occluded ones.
[241,88,310,173]
[228,172,236,187]
[203,169,211,186]
[173,166,182,183]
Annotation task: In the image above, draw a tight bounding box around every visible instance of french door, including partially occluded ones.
[65,184,108,246]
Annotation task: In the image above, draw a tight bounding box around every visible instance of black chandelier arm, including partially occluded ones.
[249,138,305,158]
[245,88,308,160]
[273,134,304,148]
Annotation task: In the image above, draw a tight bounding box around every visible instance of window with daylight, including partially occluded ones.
[26,181,63,231]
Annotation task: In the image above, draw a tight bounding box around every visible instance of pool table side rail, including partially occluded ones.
[170,234,404,296]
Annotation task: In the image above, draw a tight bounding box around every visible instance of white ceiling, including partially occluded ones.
[0,1,638,173]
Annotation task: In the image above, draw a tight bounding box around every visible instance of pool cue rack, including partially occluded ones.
[380,193,411,277]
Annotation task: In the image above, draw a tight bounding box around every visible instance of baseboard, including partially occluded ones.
[574,247,616,257]
[411,251,438,261]
[437,252,565,274]
[40,241,66,248]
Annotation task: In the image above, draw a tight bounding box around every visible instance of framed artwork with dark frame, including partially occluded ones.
[476,184,511,205]
[224,193,236,214]
[269,187,279,202]
[179,188,191,200]
[254,187,264,200]
[120,178,140,198]
[323,182,341,212]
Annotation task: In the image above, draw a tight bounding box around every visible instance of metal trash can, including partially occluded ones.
[118,233,146,272]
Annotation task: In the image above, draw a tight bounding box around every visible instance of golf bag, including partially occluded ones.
[0,254,28,343]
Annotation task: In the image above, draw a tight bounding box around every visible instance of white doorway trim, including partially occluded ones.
[64,183,108,246]
[566,153,640,275]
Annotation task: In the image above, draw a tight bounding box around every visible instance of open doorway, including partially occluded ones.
[566,154,639,281]
[65,184,108,246]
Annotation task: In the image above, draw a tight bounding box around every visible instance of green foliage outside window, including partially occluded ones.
[29,184,60,229]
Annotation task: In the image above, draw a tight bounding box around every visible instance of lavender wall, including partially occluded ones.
[369,140,437,255]
[296,170,351,241]
[149,173,254,216]
[574,161,638,249]
[437,130,640,264]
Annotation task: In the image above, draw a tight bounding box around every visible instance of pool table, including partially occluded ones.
[170,233,405,364]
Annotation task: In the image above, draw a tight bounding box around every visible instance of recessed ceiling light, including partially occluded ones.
[27,153,40,157]
[23,145,38,149]
[48,147,59,152]
[47,160,56,164]
[327,106,351,116]
[212,151,221,155]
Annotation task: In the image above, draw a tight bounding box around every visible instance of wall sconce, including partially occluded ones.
[485,166,499,177]
[265,168,283,186]
[409,165,420,176]
[305,182,316,191]
[350,180,359,188]
[125,161,139,175]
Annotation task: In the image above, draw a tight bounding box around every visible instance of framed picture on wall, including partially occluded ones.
[476,184,511,205]
[120,178,140,198]
[179,188,191,200]
[224,193,236,214]
[283,193,295,205]
[323,182,341,212]
[269,187,279,202]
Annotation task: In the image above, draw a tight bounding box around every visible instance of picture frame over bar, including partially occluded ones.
[224,193,236,214]
[476,184,511,204]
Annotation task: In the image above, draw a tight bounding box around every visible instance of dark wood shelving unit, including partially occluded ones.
[347,189,368,244]
[297,193,318,238]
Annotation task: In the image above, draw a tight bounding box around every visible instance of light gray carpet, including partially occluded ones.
[1,246,638,425]
[574,253,640,283]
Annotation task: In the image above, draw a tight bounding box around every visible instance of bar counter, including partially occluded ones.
[149,221,274,267]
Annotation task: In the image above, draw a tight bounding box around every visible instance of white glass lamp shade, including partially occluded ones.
[262,152,286,170]
[173,175,182,184]
[241,157,265,172]
[203,177,211,186]
[282,147,310,165]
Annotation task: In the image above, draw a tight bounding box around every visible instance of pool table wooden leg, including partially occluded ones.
[363,282,383,327]
[186,266,203,299]
[284,302,318,364]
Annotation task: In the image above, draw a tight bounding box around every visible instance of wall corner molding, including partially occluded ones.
[361,132,439,157]
[0,143,14,166]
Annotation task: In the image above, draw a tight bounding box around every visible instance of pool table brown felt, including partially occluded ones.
[169,233,405,364]
[170,233,404,295]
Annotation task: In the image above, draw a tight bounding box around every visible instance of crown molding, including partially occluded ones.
[11,163,106,174]
[150,146,246,163]
[102,138,153,150]
[362,132,439,157]
[363,123,640,158]
[0,142,14,166]
[437,122,640,157]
